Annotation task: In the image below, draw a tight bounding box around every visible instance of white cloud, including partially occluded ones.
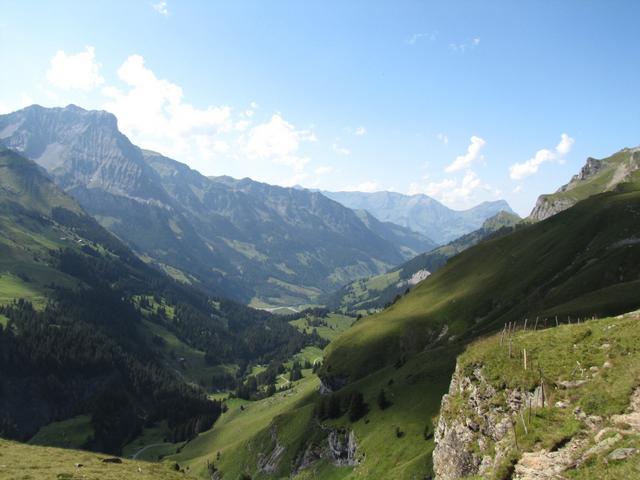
[406,32,437,45]
[46,46,104,91]
[344,181,379,192]
[153,1,169,16]
[445,135,486,172]
[449,37,481,54]
[437,133,449,145]
[244,113,316,172]
[512,185,524,194]
[332,143,351,156]
[354,126,366,136]
[509,133,575,180]
[409,171,499,209]
[102,54,233,171]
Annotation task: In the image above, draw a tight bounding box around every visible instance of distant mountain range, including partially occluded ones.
[0,105,514,305]
[327,210,521,312]
[322,190,514,244]
[0,105,444,305]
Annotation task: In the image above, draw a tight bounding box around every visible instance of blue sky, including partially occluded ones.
[2,1,640,215]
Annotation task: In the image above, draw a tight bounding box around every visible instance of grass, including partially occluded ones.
[444,311,640,478]
[168,374,321,478]
[28,415,93,450]
[289,313,357,341]
[164,339,459,480]
[0,439,186,480]
[0,272,46,307]
[322,188,640,383]
[122,422,181,461]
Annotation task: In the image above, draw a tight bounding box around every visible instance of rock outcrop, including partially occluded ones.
[433,363,640,479]
[295,428,360,473]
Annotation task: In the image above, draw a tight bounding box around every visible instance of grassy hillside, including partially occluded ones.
[0,148,324,456]
[530,147,640,220]
[322,187,640,384]
[436,310,640,479]
[0,439,186,480]
[327,211,521,313]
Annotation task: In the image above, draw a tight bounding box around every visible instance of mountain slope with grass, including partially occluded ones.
[158,151,640,480]
[530,147,640,221]
[0,104,434,305]
[0,148,322,455]
[327,210,521,313]
[323,189,514,244]
[321,184,640,386]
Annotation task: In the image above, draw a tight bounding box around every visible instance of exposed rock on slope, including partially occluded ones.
[433,311,640,479]
[530,148,640,222]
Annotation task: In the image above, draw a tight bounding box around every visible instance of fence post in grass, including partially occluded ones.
[512,418,519,450]
[520,410,528,435]
[534,316,539,331]
[524,318,528,331]
[523,348,527,371]
[539,368,545,409]
[555,316,559,327]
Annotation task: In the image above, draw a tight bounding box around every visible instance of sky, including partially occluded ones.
[2,1,640,216]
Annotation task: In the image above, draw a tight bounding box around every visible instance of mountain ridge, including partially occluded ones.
[0,105,435,305]
[322,189,514,244]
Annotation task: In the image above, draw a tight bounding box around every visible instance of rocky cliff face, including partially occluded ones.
[294,428,360,472]
[529,148,640,222]
[433,364,544,479]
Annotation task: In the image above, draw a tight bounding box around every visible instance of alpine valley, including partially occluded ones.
[1,107,640,480]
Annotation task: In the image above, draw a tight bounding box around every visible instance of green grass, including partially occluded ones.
[0,439,186,480]
[322,188,640,384]
[440,311,640,478]
[0,272,46,307]
[165,339,458,480]
[122,422,181,461]
[289,313,357,341]
[28,415,93,450]
[0,314,9,327]
[168,374,321,478]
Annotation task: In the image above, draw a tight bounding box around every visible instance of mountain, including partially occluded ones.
[322,184,640,385]
[163,148,640,480]
[0,147,321,453]
[0,105,434,306]
[529,146,640,221]
[327,210,521,312]
[323,189,514,244]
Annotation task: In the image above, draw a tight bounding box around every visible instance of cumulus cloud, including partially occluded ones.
[409,171,498,209]
[354,126,367,136]
[509,133,575,180]
[153,1,169,16]
[102,54,233,171]
[46,46,104,91]
[445,135,486,172]
[243,113,316,172]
